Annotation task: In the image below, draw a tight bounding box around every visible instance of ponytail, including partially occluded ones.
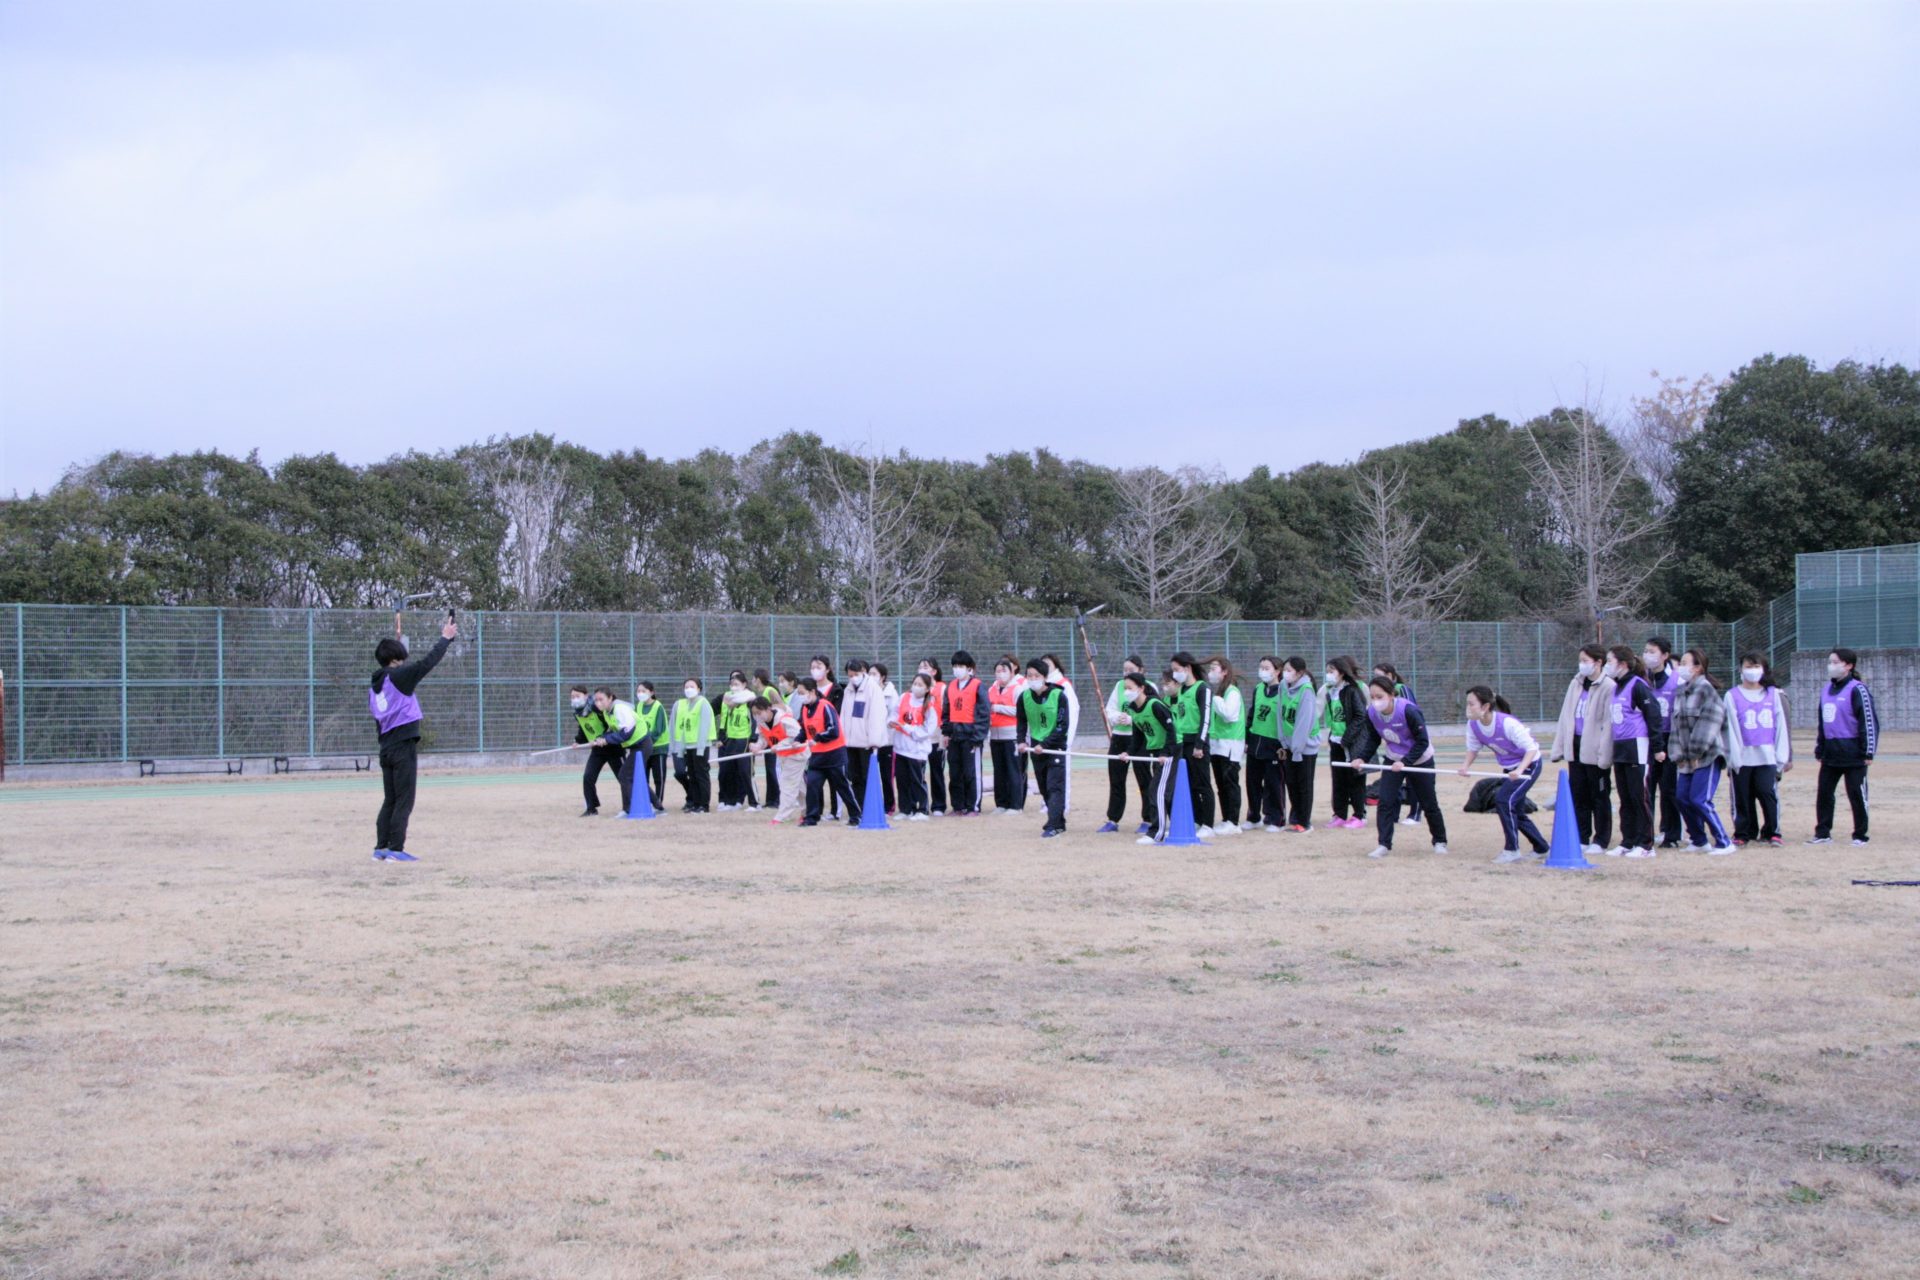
[1465,685,1512,715]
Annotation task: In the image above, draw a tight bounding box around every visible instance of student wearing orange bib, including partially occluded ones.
[749,694,810,824]
[987,656,1028,814]
[891,672,943,819]
[942,650,990,815]
[797,677,861,827]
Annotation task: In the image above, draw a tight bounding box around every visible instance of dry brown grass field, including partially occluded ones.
[3,736,1918,1280]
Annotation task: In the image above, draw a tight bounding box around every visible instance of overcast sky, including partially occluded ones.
[2,1,1915,497]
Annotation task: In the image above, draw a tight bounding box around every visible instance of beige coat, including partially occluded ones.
[1549,674,1616,767]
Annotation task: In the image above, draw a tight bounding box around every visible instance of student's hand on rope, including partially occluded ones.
[1456,766,1472,777]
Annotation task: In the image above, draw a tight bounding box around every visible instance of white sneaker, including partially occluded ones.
[1195,826,1215,837]
[1706,844,1733,856]
[1367,845,1391,859]
[746,804,762,812]
[1686,843,1710,853]
[1135,834,1158,846]
[1398,817,1420,827]
[718,803,739,812]
[1602,846,1625,858]
[1432,843,1450,856]
[1623,846,1656,859]
[1215,821,1240,836]
[1583,843,1604,857]
[909,812,929,822]
[1262,823,1283,833]
[1493,848,1530,864]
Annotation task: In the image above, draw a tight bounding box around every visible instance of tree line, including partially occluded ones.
[3,354,1915,625]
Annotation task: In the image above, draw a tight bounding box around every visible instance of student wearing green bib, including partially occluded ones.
[569,683,622,817]
[1166,651,1217,837]
[716,670,760,810]
[626,681,671,811]
[1276,657,1322,831]
[1015,656,1071,836]
[1320,656,1371,827]
[1099,655,1153,834]
[1205,656,1246,836]
[670,677,716,813]
[1123,674,1180,844]
[1245,657,1287,832]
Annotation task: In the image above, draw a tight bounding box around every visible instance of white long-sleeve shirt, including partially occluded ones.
[1208,683,1246,762]
[1723,685,1791,768]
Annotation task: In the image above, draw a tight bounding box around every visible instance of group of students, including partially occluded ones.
[1549,639,1875,857]
[367,617,1878,863]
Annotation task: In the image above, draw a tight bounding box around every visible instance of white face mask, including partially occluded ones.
[1603,662,1622,680]
[1258,667,1276,683]
[1741,668,1763,684]
[848,673,863,687]
[683,686,699,700]
[1677,665,1696,682]
[1372,699,1394,717]
[810,667,826,681]
[953,666,971,679]
[570,696,587,710]
[1643,653,1663,670]
[1206,669,1222,685]
[1324,672,1337,686]
[1578,660,1597,678]
[636,690,651,703]
[1827,662,1847,680]
[1170,669,1189,685]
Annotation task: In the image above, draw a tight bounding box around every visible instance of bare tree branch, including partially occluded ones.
[1346,463,1479,624]
[1524,386,1668,622]
[1110,466,1241,617]
[818,439,953,616]
[476,441,572,609]
[1616,369,1724,507]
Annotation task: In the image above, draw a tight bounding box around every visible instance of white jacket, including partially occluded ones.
[1208,683,1246,762]
[840,674,891,749]
[891,693,941,760]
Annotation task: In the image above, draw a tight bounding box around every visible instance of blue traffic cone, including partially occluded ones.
[623,755,658,820]
[1542,769,1593,869]
[858,752,892,831]
[1162,758,1208,847]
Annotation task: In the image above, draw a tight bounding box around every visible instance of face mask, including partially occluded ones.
[1372,699,1393,717]
[1170,670,1189,685]
[570,696,586,710]
[1677,666,1695,682]
[953,666,971,679]
[1578,660,1597,678]
[1644,653,1663,670]
[995,671,1009,685]
[1603,663,1622,680]
[810,667,826,681]
[1828,662,1847,680]
[1741,668,1763,684]
[683,686,699,700]
[1258,667,1276,683]
[1324,672,1337,686]
[1206,670,1222,685]
[636,690,651,703]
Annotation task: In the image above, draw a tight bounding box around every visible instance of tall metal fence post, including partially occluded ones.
[12,604,23,764]
[699,614,709,688]
[1122,619,1130,664]
[631,615,638,690]
[555,612,566,749]
[305,609,316,758]
[897,618,904,681]
[477,611,488,751]
[215,608,226,759]
[767,616,776,677]
[119,606,129,761]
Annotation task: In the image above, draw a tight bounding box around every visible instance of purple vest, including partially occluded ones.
[1610,675,1648,740]
[1367,697,1424,761]
[370,674,423,736]
[1647,667,1676,731]
[1469,711,1529,769]
[1733,688,1781,748]
[1821,679,1861,739]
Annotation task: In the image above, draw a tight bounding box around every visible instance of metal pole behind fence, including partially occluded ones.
[215,609,226,759]
[306,609,316,758]
[119,605,128,762]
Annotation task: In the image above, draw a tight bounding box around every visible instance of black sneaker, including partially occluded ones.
[1805,836,1832,845]
[1657,841,1681,851]
[579,807,598,818]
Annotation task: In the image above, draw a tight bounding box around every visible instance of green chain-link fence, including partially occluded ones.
[1797,543,1920,653]
[1,601,1795,766]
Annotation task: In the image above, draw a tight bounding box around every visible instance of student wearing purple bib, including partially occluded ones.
[367,614,457,862]
[1362,677,1448,858]
[1600,645,1667,858]
[1810,648,1876,846]
[1459,686,1548,863]
[1642,637,1685,849]
[1724,653,1791,845]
